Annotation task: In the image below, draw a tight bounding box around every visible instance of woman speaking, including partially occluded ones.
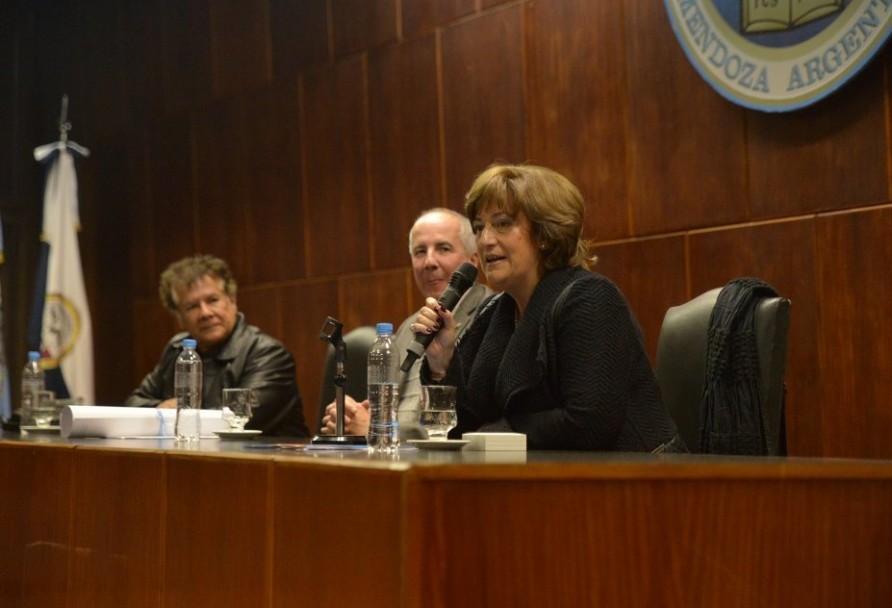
[414,163,685,452]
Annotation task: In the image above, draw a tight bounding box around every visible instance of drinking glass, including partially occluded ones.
[31,390,58,427]
[419,385,457,439]
[221,388,254,431]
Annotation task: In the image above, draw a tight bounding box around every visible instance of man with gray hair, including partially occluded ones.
[126,254,309,437]
[319,208,492,438]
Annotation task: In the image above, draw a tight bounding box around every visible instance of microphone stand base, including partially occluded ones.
[311,434,367,446]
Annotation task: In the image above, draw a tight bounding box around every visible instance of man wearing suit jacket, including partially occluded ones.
[318,208,492,438]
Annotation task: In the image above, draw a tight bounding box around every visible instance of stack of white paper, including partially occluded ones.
[462,432,527,451]
[60,405,229,438]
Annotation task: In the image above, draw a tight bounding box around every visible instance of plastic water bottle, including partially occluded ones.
[20,351,44,426]
[174,338,203,441]
[367,322,399,453]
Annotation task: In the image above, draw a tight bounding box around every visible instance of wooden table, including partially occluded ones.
[2,432,891,607]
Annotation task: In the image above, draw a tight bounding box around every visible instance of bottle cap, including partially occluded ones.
[376,322,393,335]
[27,351,41,361]
[182,338,197,349]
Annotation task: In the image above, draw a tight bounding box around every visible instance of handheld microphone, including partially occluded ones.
[400,261,478,372]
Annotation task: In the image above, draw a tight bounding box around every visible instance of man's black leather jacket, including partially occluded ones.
[125,313,309,437]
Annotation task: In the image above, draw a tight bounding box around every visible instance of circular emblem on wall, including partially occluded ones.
[663,0,892,111]
[41,293,82,367]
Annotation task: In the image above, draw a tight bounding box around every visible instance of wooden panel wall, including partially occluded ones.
[3,0,891,456]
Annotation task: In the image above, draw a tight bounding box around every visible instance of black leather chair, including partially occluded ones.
[316,325,377,433]
[655,287,791,455]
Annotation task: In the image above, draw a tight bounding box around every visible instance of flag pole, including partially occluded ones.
[34,95,89,160]
[58,94,70,144]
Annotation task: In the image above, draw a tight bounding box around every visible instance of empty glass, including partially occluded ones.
[419,385,457,439]
[221,388,254,431]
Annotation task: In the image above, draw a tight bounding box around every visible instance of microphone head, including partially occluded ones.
[449,262,478,290]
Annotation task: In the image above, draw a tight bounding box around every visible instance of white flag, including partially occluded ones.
[33,143,94,404]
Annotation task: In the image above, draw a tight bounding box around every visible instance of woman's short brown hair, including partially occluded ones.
[464,163,595,270]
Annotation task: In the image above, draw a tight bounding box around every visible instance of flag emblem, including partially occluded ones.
[41,293,83,366]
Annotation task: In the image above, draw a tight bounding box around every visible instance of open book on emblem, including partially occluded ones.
[742,0,843,34]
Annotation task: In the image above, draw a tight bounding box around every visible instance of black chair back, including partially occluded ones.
[655,287,791,455]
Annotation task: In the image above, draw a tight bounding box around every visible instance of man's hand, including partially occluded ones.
[320,395,370,435]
